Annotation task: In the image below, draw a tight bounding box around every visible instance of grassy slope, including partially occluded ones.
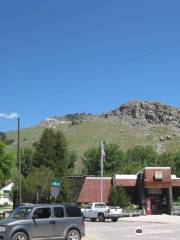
[6,118,142,153]
[6,117,180,169]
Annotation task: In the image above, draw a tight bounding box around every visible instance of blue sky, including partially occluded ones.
[0,1,180,131]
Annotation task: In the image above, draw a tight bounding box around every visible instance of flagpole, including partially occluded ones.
[100,141,104,203]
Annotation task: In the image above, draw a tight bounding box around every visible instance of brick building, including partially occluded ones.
[76,167,180,214]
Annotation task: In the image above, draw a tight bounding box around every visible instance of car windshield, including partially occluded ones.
[8,207,33,220]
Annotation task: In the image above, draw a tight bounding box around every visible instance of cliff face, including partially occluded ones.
[106,100,180,127]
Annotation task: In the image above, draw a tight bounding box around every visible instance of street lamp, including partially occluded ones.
[0,113,21,206]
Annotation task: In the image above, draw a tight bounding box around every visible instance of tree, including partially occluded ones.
[20,148,34,177]
[22,167,55,203]
[0,142,14,187]
[157,152,176,171]
[104,144,125,175]
[58,177,78,203]
[32,128,76,177]
[66,151,77,174]
[82,143,125,176]
[157,151,180,177]
[108,186,130,208]
[174,151,180,177]
[82,147,100,175]
[125,145,157,173]
[29,128,76,202]
[33,128,58,169]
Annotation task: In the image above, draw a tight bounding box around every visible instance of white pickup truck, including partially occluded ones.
[81,202,122,222]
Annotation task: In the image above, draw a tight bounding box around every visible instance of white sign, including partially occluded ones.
[51,186,60,198]
[154,170,163,180]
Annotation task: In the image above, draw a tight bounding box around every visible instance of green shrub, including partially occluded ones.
[108,186,130,208]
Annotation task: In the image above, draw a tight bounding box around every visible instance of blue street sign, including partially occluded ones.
[51,179,61,187]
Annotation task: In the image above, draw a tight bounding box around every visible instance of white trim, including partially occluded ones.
[114,175,137,179]
[144,167,171,170]
[86,177,111,180]
[171,175,180,180]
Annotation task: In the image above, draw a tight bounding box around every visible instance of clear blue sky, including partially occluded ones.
[0,0,180,131]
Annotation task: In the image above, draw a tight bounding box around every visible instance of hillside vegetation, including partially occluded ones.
[6,100,180,168]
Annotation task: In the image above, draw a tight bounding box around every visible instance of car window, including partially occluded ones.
[54,207,64,218]
[33,207,51,219]
[8,207,32,220]
[86,204,92,209]
[66,206,82,217]
[95,203,106,208]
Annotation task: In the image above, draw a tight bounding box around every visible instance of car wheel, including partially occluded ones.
[11,232,28,240]
[98,213,105,222]
[111,217,118,222]
[90,218,97,222]
[66,229,80,240]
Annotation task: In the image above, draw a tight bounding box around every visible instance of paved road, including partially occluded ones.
[84,220,180,240]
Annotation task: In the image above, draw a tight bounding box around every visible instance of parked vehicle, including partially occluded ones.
[0,204,85,240]
[171,203,180,216]
[81,202,122,222]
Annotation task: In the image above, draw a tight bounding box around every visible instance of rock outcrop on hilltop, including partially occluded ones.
[105,100,180,127]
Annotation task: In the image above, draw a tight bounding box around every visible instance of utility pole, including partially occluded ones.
[17,117,22,206]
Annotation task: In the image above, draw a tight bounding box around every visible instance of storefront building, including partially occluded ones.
[77,167,180,214]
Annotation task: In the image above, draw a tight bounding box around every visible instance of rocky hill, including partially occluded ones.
[6,100,180,168]
[105,100,180,127]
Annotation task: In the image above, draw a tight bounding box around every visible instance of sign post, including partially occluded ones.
[51,179,61,202]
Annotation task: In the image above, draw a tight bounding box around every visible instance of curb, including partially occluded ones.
[119,219,171,224]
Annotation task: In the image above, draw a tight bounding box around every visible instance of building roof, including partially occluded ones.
[144,167,171,169]
[77,177,111,203]
[172,179,180,187]
[114,174,137,179]
[170,175,180,187]
[1,182,13,191]
[114,174,137,187]
[76,169,180,204]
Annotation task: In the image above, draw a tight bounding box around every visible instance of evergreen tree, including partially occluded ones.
[108,186,130,207]
[27,128,77,203]
[20,148,33,177]
[104,144,125,175]
[32,128,75,176]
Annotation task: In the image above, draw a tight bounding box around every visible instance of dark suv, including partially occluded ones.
[0,204,85,240]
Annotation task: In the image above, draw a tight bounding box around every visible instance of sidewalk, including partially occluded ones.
[119,214,180,224]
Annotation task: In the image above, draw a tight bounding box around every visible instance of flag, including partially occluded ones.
[100,141,105,203]
[101,141,106,161]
